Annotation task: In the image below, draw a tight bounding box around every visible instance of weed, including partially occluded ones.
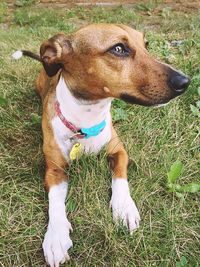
[167,160,200,198]
[0,96,8,106]
[176,256,188,267]
[190,87,200,118]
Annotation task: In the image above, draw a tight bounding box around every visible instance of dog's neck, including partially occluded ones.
[56,76,112,128]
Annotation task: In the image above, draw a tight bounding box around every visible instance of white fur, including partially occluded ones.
[12,50,23,60]
[43,182,73,267]
[110,178,140,233]
[47,78,140,267]
[51,76,112,161]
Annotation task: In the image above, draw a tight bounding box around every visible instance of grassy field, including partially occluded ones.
[0,1,200,266]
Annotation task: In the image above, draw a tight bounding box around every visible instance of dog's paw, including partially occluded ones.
[111,179,140,234]
[43,219,73,267]
[111,193,140,233]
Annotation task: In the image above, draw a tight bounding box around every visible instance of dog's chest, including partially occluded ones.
[51,114,112,161]
[50,76,112,161]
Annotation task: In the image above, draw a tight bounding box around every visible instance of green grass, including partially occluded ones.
[0,2,7,23]
[0,2,200,267]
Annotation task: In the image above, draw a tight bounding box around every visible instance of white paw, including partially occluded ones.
[43,219,73,267]
[111,179,140,234]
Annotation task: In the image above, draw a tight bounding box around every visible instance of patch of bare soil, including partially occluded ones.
[6,0,200,10]
[35,0,200,11]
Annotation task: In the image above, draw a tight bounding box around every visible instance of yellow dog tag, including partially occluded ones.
[69,143,83,160]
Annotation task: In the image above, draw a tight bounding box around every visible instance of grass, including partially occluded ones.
[0,1,200,266]
[0,2,7,23]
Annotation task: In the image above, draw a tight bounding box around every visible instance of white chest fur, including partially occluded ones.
[51,76,112,161]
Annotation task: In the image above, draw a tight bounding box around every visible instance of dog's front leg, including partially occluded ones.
[42,124,72,267]
[107,126,140,233]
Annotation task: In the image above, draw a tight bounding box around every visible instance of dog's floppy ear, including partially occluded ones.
[40,34,72,77]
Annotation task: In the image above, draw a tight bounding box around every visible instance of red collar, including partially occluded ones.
[55,100,85,139]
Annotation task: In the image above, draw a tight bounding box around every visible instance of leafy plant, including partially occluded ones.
[112,108,128,122]
[112,99,129,122]
[190,87,200,118]
[176,256,188,267]
[0,96,8,106]
[30,113,41,124]
[167,160,200,198]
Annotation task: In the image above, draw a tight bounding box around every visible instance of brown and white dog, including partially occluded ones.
[13,24,190,267]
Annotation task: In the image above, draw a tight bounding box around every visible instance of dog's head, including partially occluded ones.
[40,24,190,106]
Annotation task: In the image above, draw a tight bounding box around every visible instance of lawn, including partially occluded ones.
[0,1,199,266]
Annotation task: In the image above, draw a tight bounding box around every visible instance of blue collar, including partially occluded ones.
[80,120,106,139]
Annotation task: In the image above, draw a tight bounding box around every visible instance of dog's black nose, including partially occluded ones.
[168,74,190,94]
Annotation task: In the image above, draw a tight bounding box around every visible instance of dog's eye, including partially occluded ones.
[109,43,130,57]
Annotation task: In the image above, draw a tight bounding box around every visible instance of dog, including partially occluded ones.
[13,24,190,267]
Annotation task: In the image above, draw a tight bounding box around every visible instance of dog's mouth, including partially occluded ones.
[120,93,173,107]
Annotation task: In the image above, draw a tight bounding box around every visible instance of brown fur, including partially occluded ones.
[35,24,189,191]
[107,127,128,179]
